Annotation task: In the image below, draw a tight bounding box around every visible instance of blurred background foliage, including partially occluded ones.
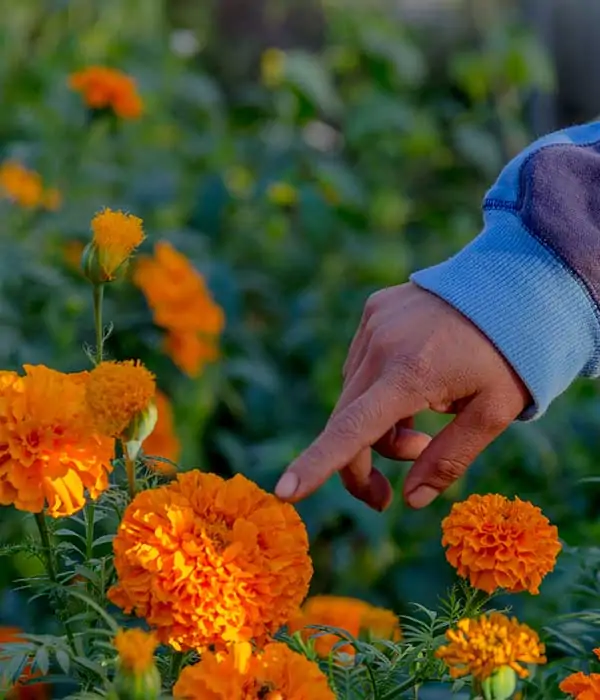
[1,0,599,678]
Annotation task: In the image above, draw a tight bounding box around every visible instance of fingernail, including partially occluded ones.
[407,485,439,509]
[275,472,300,499]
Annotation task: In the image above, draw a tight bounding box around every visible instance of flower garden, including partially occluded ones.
[1,2,600,699]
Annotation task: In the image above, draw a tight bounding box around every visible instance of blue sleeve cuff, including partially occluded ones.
[410,208,600,419]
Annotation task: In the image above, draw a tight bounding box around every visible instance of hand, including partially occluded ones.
[275,283,531,511]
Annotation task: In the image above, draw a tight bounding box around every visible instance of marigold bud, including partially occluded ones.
[122,400,158,460]
[112,629,160,700]
[482,665,517,700]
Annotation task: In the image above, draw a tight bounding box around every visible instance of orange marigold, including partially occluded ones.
[173,641,335,700]
[90,208,145,280]
[436,612,546,681]
[85,360,156,438]
[0,627,49,700]
[108,471,312,651]
[289,595,401,657]
[560,671,600,699]
[133,241,224,377]
[113,629,158,675]
[142,390,180,475]
[0,161,60,211]
[69,66,143,119]
[441,493,561,594]
[0,366,114,517]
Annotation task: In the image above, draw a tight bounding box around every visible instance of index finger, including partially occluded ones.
[275,377,428,502]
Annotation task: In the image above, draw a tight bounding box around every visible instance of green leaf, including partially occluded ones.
[283,51,342,118]
[33,645,50,675]
[55,648,71,674]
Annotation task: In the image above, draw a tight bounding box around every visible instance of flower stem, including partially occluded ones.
[125,454,136,500]
[34,511,57,582]
[86,502,95,562]
[170,651,184,683]
[93,283,105,365]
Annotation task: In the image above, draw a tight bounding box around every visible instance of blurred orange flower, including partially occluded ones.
[108,471,312,652]
[69,66,143,119]
[436,612,545,681]
[142,390,180,475]
[63,240,85,272]
[85,360,156,438]
[289,595,400,657]
[0,627,49,700]
[0,161,60,211]
[441,493,561,594]
[173,641,335,700]
[560,672,600,699]
[133,241,224,377]
[0,366,114,517]
[89,208,145,280]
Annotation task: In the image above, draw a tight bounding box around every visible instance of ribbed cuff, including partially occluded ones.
[410,209,600,419]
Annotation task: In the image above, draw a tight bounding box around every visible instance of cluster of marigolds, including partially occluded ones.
[0,65,597,700]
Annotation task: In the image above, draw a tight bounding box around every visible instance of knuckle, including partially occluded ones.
[433,457,468,485]
[331,407,364,441]
[364,291,383,318]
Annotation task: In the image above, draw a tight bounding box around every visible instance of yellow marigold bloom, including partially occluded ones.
[0,161,60,211]
[86,360,156,438]
[133,242,224,377]
[289,595,401,657]
[261,48,286,88]
[113,629,158,675]
[436,612,546,682]
[0,627,49,700]
[441,493,561,594]
[142,390,180,475]
[560,671,600,699]
[0,366,114,517]
[108,471,312,652]
[267,181,298,207]
[173,641,335,700]
[69,66,143,119]
[89,208,145,281]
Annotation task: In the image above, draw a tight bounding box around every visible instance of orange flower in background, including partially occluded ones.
[85,360,156,438]
[289,595,401,657]
[113,629,158,675]
[0,627,49,700]
[142,390,180,475]
[441,493,561,594]
[173,641,335,700]
[436,612,546,681]
[69,66,143,119]
[0,161,60,211]
[133,241,224,377]
[63,240,85,272]
[0,366,114,517]
[108,471,312,652]
[560,671,600,699]
[89,208,145,281]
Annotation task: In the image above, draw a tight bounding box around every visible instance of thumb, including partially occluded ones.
[403,396,512,509]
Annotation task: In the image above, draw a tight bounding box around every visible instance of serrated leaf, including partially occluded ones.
[55,648,70,674]
[33,645,50,675]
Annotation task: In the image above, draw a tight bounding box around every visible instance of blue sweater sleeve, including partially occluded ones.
[410,121,600,419]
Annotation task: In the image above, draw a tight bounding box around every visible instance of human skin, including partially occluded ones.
[275,283,530,511]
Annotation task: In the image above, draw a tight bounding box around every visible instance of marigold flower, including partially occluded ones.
[88,208,145,281]
[560,671,600,699]
[63,240,85,272]
[69,66,143,119]
[289,595,401,657]
[85,360,156,438]
[173,641,335,700]
[436,612,546,681]
[113,629,158,675]
[0,627,50,699]
[133,242,224,377]
[142,390,180,475]
[441,493,561,594]
[0,366,114,517]
[0,161,60,211]
[108,471,312,651]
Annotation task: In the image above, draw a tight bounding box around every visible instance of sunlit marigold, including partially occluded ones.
[436,612,546,681]
[441,493,561,594]
[142,390,180,475]
[560,671,600,699]
[0,627,49,700]
[0,161,60,211]
[90,208,145,280]
[133,242,224,377]
[85,360,155,438]
[173,641,335,700]
[108,470,312,651]
[113,629,158,675]
[289,595,401,657]
[0,366,114,517]
[69,66,143,119]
